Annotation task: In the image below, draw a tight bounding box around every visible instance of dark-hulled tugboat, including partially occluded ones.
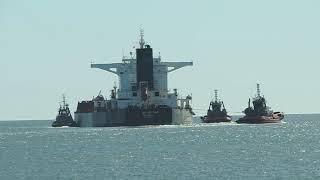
[52,95,77,127]
[236,84,284,124]
[201,90,232,123]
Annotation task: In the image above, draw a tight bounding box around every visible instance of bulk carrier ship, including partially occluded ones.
[74,31,194,127]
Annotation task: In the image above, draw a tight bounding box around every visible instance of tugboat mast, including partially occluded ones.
[257,83,261,97]
[62,94,66,107]
[214,90,218,102]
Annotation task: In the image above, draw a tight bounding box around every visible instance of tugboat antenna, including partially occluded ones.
[139,28,145,49]
[257,83,261,97]
[214,90,218,102]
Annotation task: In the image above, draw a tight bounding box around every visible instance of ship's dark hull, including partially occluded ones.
[201,116,232,123]
[125,106,172,126]
[75,108,193,127]
[236,113,284,124]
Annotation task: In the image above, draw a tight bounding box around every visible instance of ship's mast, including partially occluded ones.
[139,29,145,49]
[257,83,261,97]
[214,90,218,102]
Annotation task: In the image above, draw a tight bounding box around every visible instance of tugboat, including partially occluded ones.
[201,90,232,123]
[52,95,77,127]
[236,84,284,124]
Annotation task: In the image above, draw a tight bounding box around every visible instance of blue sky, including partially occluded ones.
[1,0,320,120]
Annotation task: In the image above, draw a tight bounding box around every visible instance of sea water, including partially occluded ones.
[0,114,319,180]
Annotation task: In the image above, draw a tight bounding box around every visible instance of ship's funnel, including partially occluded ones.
[136,44,154,89]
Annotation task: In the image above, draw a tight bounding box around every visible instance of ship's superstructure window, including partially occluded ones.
[131,84,137,91]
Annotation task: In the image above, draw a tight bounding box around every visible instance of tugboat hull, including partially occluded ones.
[52,121,78,127]
[236,112,284,124]
[201,116,232,123]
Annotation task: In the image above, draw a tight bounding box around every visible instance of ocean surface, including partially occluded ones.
[0,114,320,180]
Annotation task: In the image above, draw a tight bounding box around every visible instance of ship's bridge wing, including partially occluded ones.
[91,63,123,75]
[91,60,193,74]
[162,61,193,73]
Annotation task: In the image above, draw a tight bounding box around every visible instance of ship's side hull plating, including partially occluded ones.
[75,108,192,127]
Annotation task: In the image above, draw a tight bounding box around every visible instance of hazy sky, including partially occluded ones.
[1,0,320,120]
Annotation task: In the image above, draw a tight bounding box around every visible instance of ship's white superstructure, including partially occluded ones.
[91,58,193,108]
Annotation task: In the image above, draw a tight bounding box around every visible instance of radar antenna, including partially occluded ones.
[214,90,218,102]
[257,83,261,97]
[139,28,145,49]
